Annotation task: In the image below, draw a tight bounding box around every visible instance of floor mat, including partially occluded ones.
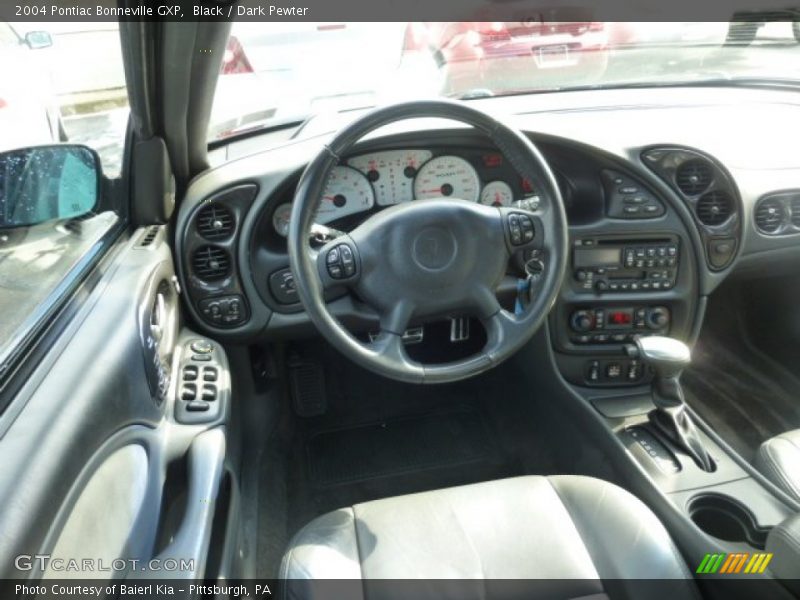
[306,407,499,487]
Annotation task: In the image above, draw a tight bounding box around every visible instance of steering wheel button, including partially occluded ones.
[328,264,343,279]
[340,245,354,264]
[326,248,340,265]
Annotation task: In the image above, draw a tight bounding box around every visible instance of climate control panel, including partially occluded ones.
[569,306,670,344]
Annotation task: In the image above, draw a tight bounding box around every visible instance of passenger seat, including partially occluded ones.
[755,429,800,502]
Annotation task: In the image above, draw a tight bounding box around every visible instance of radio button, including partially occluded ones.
[609,282,620,291]
[595,280,609,292]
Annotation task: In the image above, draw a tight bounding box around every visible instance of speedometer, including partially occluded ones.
[316,166,375,224]
[413,156,480,203]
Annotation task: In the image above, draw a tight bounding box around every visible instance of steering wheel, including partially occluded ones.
[288,100,568,384]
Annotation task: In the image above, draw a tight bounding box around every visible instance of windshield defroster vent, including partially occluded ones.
[696,191,732,226]
[675,160,713,196]
[192,246,231,281]
[196,204,235,240]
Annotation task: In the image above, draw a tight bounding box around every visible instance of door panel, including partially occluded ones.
[0,226,233,581]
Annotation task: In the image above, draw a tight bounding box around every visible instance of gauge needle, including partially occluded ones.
[419,188,442,194]
[322,195,336,202]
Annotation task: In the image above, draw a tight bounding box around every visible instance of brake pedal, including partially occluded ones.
[288,356,327,417]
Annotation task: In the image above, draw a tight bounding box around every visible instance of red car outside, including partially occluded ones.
[403,21,609,97]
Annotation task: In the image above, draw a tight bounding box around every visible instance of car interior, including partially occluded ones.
[1,15,800,600]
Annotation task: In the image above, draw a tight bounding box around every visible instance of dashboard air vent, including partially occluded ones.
[695,191,732,226]
[675,160,713,196]
[191,246,231,281]
[196,204,234,240]
[755,198,784,233]
[790,197,800,228]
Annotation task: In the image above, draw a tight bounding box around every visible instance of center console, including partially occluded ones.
[552,232,694,388]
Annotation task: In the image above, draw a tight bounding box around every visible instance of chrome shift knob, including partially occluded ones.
[633,336,691,379]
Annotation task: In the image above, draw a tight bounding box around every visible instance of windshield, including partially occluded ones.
[209,21,800,141]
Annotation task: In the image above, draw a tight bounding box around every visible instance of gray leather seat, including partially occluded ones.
[756,428,800,502]
[281,475,698,599]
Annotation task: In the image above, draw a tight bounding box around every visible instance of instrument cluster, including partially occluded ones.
[271,148,538,236]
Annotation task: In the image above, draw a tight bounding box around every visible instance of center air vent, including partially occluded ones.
[675,160,713,196]
[196,204,234,240]
[696,191,732,226]
[755,198,785,233]
[192,246,231,281]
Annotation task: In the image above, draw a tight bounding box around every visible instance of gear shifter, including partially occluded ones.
[627,336,715,472]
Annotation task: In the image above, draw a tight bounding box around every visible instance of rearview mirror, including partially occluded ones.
[0,145,101,229]
[24,31,53,50]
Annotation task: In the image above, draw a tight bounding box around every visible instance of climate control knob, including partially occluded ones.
[646,307,670,330]
[570,310,595,333]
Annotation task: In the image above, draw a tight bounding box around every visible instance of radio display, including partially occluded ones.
[574,247,621,268]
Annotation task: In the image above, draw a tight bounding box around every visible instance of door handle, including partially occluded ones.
[130,427,226,579]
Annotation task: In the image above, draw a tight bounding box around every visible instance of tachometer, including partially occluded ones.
[272,202,293,237]
[413,155,480,202]
[316,166,375,224]
[480,181,514,207]
[348,149,433,206]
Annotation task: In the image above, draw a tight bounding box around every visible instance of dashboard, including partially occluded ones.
[175,86,800,390]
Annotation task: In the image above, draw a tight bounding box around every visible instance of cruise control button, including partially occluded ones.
[328,264,343,279]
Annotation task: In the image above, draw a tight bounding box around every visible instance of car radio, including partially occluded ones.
[569,306,670,344]
[572,237,679,293]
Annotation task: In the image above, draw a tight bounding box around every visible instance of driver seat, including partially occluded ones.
[280,475,699,599]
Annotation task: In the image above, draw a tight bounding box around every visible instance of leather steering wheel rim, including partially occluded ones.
[288,100,568,384]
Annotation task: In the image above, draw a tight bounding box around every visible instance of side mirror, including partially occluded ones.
[0,145,101,229]
[24,31,53,50]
